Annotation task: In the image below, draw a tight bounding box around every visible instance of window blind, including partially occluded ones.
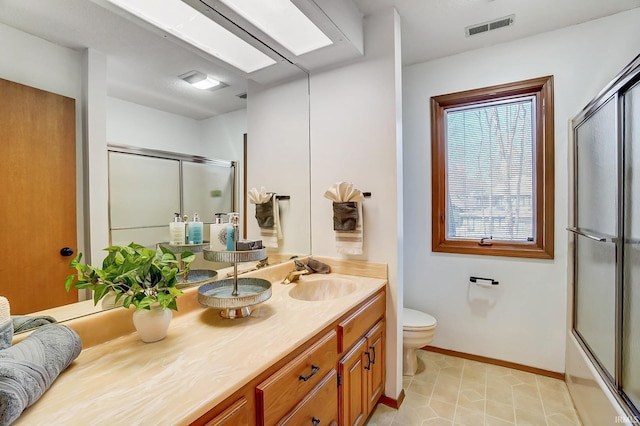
[444,97,535,241]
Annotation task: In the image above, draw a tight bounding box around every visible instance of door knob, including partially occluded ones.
[60,247,74,257]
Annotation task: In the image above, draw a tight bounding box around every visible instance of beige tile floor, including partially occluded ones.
[366,350,582,426]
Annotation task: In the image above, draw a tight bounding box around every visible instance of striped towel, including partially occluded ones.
[324,182,365,255]
[248,187,282,248]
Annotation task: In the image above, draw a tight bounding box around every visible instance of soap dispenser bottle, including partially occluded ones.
[189,213,203,244]
[169,213,185,245]
[209,213,227,251]
[182,214,190,244]
[226,212,238,251]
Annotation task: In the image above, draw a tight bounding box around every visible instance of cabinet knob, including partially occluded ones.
[369,346,376,365]
[60,247,74,257]
[312,417,320,426]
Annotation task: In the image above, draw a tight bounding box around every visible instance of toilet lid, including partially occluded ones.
[403,308,437,330]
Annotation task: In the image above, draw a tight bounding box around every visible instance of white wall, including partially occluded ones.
[309,9,403,400]
[106,97,202,154]
[200,109,247,161]
[403,8,640,373]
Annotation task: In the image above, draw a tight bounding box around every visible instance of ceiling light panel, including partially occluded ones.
[219,0,333,56]
[104,0,277,73]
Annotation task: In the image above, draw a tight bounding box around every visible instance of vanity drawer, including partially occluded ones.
[257,330,337,426]
[278,369,338,426]
[338,292,385,353]
[204,397,248,426]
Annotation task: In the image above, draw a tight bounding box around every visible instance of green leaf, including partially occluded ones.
[69,253,82,269]
[181,251,196,265]
[92,284,109,305]
[64,274,75,292]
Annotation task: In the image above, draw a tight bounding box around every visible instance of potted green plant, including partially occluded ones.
[65,242,195,342]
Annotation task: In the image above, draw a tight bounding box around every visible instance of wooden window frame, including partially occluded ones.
[431,76,554,259]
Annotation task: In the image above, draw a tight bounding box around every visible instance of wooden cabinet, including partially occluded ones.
[338,292,386,426]
[192,289,385,426]
[339,322,386,426]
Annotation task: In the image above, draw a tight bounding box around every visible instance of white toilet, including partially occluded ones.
[403,307,437,376]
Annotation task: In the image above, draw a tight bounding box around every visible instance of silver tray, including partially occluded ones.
[203,248,267,263]
[158,242,209,254]
[198,277,272,310]
[176,269,217,289]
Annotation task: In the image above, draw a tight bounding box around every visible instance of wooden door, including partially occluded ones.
[365,321,385,413]
[0,78,78,314]
[339,338,367,426]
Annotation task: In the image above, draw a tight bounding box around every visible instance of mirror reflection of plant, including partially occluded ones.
[65,243,195,311]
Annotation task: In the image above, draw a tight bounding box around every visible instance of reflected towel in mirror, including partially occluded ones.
[249,187,282,248]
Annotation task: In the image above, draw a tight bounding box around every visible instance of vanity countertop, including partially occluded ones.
[14,258,387,425]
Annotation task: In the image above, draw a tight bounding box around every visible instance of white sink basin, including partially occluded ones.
[288,276,358,301]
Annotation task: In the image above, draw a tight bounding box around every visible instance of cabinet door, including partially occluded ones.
[365,321,385,414]
[339,338,368,426]
[204,397,249,426]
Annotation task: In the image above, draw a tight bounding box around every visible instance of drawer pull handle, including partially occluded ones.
[312,417,321,425]
[369,346,376,365]
[299,365,320,381]
[364,351,371,370]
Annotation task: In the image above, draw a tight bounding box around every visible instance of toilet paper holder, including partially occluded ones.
[470,276,499,286]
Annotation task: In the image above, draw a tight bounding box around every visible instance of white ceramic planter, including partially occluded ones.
[132,304,172,343]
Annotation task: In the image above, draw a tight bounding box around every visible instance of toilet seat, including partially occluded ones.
[403,308,437,331]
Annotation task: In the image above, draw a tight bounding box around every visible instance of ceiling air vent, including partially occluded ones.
[466,14,515,37]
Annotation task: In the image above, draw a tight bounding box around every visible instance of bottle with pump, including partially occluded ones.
[182,214,190,244]
[189,213,203,244]
[169,213,186,245]
[226,212,238,251]
[209,213,227,250]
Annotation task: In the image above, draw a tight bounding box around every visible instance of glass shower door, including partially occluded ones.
[623,80,640,408]
[574,96,619,379]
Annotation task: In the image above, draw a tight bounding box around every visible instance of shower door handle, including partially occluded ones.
[567,227,614,243]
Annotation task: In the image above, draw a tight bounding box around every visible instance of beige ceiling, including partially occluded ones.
[2,0,639,120]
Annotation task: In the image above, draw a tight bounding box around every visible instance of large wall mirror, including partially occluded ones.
[0,0,310,328]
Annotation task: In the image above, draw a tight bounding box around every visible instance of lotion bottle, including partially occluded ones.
[226,212,238,251]
[189,213,203,244]
[209,213,227,250]
[169,213,185,245]
[182,214,190,244]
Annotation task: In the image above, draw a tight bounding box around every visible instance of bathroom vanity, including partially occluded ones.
[12,258,387,425]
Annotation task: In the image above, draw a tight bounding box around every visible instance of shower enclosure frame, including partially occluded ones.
[570,53,640,424]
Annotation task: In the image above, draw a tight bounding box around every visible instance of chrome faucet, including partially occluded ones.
[282,269,309,284]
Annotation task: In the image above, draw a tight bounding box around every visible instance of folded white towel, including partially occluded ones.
[324,182,365,255]
[0,297,9,326]
[248,187,282,249]
[0,297,11,350]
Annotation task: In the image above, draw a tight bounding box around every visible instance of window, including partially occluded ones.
[431,76,554,259]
